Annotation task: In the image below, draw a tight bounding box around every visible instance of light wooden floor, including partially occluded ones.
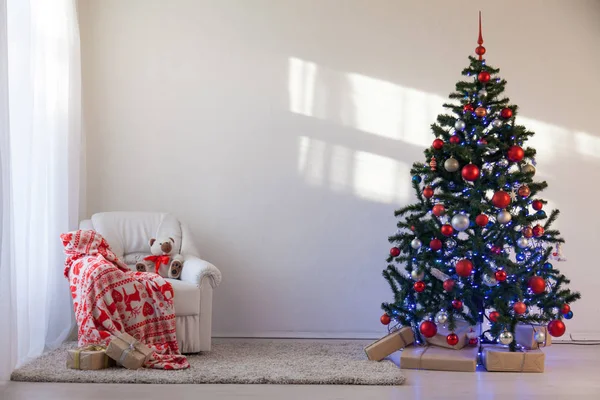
[1,343,599,400]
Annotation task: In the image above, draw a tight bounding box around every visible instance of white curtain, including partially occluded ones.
[0,0,81,381]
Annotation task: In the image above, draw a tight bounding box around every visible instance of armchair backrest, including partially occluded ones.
[79,212,199,261]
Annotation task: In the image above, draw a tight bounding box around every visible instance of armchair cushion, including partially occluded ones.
[167,279,200,316]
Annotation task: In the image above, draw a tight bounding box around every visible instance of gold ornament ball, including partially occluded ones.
[497,210,512,224]
[522,164,536,175]
[444,157,460,172]
[534,331,546,343]
[499,331,514,345]
[475,107,487,117]
[411,269,425,280]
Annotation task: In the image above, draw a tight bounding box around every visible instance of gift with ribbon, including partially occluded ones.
[365,327,415,361]
[106,332,154,369]
[514,324,552,350]
[66,344,115,370]
[425,319,473,350]
[400,345,478,372]
[481,345,545,373]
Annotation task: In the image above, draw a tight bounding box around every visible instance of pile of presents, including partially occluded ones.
[66,332,153,370]
[365,321,548,372]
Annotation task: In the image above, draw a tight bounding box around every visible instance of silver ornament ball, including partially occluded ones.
[451,214,470,231]
[492,119,503,128]
[454,120,466,131]
[446,239,457,249]
[478,89,488,98]
[444,157,460,172]
[499,331,514,345]
[411,269,425,280]
[483,274,498,287]
[411,238,422,249]
[497,210,512,224]
[522,164,536,175]
[517,237,530,248]
[534,331,546,343]
[435,311,449,325]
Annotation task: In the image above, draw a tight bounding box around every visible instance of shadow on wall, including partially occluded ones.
[287,56,600,206]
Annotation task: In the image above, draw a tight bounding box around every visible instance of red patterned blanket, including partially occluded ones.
[62,230,189,369]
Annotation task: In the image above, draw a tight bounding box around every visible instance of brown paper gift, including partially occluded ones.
[425,319,472,350]
[67,345,115,370]
[365,327,415,361]
[514,324,552,350]
[106,332,154,370]
[482,345,545,373]
[400,345,478,372]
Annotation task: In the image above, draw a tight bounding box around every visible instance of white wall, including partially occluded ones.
[78,0,600,339]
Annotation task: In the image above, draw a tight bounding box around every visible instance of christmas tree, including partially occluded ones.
[380,14,580,351]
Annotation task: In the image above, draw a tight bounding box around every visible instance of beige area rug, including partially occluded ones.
[10,339,404,385]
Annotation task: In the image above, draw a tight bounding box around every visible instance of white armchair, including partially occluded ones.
[79,212,221,353]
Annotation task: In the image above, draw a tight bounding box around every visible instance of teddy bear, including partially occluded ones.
[135,237,184,279]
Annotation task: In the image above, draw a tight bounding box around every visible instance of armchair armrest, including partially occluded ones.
[181,255,221,288]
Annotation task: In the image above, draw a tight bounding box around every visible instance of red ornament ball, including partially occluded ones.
[528,276,546,294]
[475,214,489,227]
[491,245,502,255]
[478,71,491,83]
[507,145,525,162]
[430,238,443,251]
[513,301,527,315]
[452,299,463,310]
[475,46,486,56]
[390,247,400,257]
[449,135,461,144]
[561,304,571,315]
[423,186,434,199]
[533,225,545,237]
[455,259,474,277]
[380,314,391,325]
[443,279,455,292]
[463,104,474,113]
[522,226,533,238]
[489,311,500,323]
[475,107,487,118]
[410,225,416,231]
[468,337,479,346]
[461,164,480,181]
[500,108,513,119]
[414,281,426,293]
[548,320,566,337]
[420,320,438,338]
[494,270,507,282]
[432,204,446,217]
[518,185,531,198]
[532,200,544,211]
[492,190,511,208]
[446,333,460,346]
[432,138,444,150]
[441,224,454,237]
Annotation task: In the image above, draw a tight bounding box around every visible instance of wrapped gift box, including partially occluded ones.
[482,345,545,373]
[400,345,478,372]
[514,324,551,350]
[106,332,154,370]
[425,319,473,350]
[67,345,115,370]
[365,327,415,361]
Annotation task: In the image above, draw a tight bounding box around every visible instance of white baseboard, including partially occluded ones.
[214,331,600,342]
[213,331,383,340]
